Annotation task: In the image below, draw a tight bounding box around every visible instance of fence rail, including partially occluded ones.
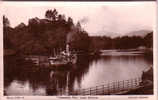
[69,77,142,95]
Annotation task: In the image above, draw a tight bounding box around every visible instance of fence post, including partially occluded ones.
[122,80,124,90]
[108,83,110,94]
[90,88,91,95]
[113,82,115,93]
[127,80,130,91]
[83,89,85,95]
[131,79,133,89]
[102,85,104,95]
[96,86,98,95]
[117,81,120,91]
[135,78,137,87]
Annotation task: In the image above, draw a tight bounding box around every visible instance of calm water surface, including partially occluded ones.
[4,50,152,95]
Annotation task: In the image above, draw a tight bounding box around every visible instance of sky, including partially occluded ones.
[2,2,156,36]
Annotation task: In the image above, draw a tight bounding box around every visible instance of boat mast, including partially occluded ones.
[66,44,70,56]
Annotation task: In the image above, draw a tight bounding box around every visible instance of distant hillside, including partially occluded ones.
[94,30,152,38]
[126,30,152,37]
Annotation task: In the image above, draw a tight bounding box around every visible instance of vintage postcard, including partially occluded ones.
[0,1,157,100]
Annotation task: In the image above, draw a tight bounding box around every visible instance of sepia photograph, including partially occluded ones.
[2,1,156,98]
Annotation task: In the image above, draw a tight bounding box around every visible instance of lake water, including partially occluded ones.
[4,50,153,95]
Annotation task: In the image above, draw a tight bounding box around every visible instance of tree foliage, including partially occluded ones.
[3,9,153,56]
[3,9,91,55]
[3,15,10,28]
[89,32,153,51]
[45,9,58,21]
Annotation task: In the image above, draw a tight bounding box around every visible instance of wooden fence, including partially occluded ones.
[68,77,142,95]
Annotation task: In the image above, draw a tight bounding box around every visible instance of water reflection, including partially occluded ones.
[4,51,152,95]
[5,80,46,96]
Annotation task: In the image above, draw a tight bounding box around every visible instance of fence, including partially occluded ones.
[69,77,142,95]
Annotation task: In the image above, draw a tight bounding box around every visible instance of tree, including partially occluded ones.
[68,17,74,26]
[76,22,82,32]
[57,14,66,22]
[144,32,153,48]
[4,9,91,55]
[45,9,58,21]
[3,15,10,27]
[67,26,90,52]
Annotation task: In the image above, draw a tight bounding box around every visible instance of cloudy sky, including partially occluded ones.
[2,2,156,36]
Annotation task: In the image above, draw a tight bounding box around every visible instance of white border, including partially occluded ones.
[0,1,157,100]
